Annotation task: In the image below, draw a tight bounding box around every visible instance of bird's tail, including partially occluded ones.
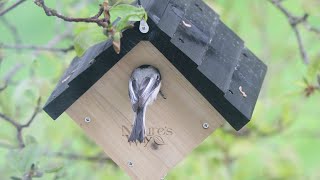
[128,108,145,143]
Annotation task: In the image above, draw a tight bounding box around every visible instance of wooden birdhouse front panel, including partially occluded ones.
[66,41,224,179]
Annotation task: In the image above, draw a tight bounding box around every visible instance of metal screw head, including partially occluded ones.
[202,123,209,129]
[128,161,134,167]
[84,117,91,123]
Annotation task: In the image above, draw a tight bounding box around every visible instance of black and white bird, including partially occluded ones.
[128,65,162,143]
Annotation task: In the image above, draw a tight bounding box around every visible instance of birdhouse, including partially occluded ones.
[44,0,267,179]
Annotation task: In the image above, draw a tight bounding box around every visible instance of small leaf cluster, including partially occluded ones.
[74,1,147,56]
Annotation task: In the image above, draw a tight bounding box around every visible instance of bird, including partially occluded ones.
[128,65,162,143]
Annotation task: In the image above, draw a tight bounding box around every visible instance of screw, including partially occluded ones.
[203,123,209,129]
[128,161,134,167]
[84,117,91,123]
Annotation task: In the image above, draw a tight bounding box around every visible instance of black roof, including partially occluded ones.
[44,0,267,130]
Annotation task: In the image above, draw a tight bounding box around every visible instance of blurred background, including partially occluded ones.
[0,0,319,179]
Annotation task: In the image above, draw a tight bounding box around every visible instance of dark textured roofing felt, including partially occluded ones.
[44,0,267,130]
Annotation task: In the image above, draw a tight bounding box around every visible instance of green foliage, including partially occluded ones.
[74,23,107,57]
[7,142,41,173]
[44,164,64,174]
[73,3,147,57]
[0,0,9,4]
[108,0,135,6]
[109,4,147,31]
[307,58,320,81]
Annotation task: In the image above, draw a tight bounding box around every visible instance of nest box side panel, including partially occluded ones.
[66,41,224,180]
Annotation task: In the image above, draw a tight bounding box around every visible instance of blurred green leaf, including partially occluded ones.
[0,0,9,4]
[307,58,320,80]
[25,136,37,146]
[10,177,21,180]
[7,143,41,173]
[108,0,135,6]
[44,164,64,173]
[72,3,147,56]
[109,4,147,31]
[73,24,107,57]
[301,0,320,15]
[13,79,40,108]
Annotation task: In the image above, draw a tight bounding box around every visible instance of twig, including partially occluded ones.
[32,0,94,57]
[0,2,6,11]
[223,115,295,138]
[0,0,26,16]
[17,97,42,148]
[268,0,320,96]
[267,0,319,64]
[0,112,21,127]
[0,63,24,92]
[292,26,309,64]
[52,152,117,165]
[0,97,42,148]
[0,59,3,70]
[0,17,22,47]
[0,141,15,149]
[0,44,74,53]
[34,0,107,27]
[21,98,42,128]
[302,21,320,34]
[33,27,73,57]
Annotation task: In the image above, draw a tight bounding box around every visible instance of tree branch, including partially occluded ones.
[0,44,74,53]
[0,63,24,92]
[0,17,22,47]
[52,152,117,166]
[0,0,26,16]
[303,22,320,34]
[267,0,320,65]
[0,97,42,148]
[21,98,42,128]
[0,112,21,127]
[0,2,6,11]
[33,27,73,57]
[0,141,15,149]
[34,0,107,27]
[292,26,309,64]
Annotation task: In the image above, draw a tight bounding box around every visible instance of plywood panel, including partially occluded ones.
[66,41,225,180]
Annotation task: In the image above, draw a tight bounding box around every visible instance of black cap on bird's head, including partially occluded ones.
[132,64,161,81]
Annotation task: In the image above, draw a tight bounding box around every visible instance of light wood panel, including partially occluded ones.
[66,41,225,180]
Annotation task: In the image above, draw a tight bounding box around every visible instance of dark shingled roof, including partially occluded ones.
[43,0,267,130]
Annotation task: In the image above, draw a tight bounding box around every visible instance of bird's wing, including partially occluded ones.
[129,79,139,112]
[138,77,160,107]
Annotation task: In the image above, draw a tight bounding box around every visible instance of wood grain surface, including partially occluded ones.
[66,41,225,180]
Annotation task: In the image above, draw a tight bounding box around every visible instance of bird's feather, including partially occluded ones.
[128,79,138,112]
[138,77,160,107]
